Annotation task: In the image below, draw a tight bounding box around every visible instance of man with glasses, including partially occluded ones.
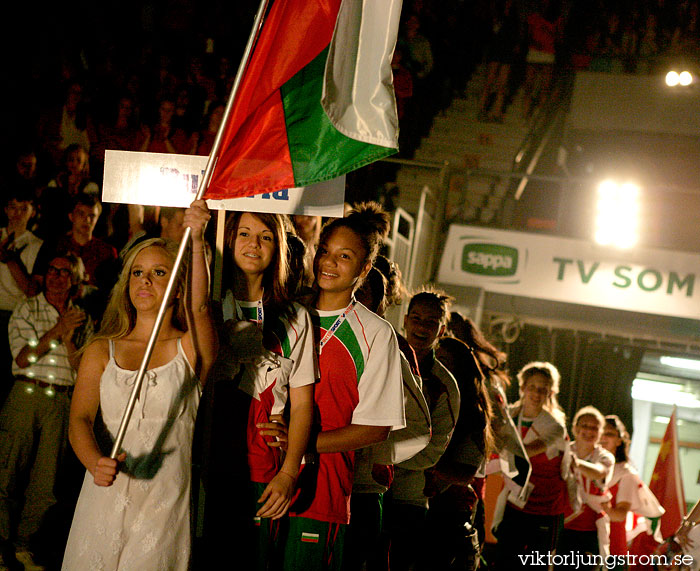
[0,252,91,570]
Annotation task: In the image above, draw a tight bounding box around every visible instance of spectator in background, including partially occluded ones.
[285,232,310,300]
[141,97,190,154]
[670,0,700,55]
[38,144,99,241]
[190,102,225,156]
[0,190,43,403]
[402,12,435,142]
[173,85,200,135]
[391,46,414,122]
[159,206,187,242]
[292,215,322,288]
[8,149,42,200]
[589,11,626,73]
[184,55,217,117]
[521,0,563,119]
[0,252,90,570]
[38,80,95,173]
[478,0,525,123]
[636,13,660,74]
[34,194,118,324]
[93,94,145,169]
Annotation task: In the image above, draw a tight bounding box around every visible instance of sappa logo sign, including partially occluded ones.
[461,242,520,278]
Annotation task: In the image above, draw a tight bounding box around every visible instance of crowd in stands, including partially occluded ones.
[478,0,700,122]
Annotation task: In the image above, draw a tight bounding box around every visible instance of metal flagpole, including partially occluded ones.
[110,0,272,458]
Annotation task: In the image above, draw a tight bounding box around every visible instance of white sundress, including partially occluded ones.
[62,339,201,571]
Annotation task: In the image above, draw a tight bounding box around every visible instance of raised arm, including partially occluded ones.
[575,455,612,482]
[182,199,218,383]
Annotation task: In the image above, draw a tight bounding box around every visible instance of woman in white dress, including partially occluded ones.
[62,200,217,570]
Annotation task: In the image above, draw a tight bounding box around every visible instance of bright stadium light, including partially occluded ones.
[594,180,640,248]
[666,69,694,87]
[632,378,700,408]
[660,355,700,371]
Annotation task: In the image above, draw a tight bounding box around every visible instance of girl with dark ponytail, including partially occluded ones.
[281,202,406,569]
[420,332,496,570]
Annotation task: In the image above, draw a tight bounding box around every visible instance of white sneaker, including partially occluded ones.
[14,550,45,571]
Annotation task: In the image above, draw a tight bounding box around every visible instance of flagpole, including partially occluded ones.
[110,0,272,459]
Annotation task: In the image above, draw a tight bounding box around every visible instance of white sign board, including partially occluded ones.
[438,225,700,320]
[102,150,345,217]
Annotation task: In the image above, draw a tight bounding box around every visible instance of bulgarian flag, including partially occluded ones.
[205,0,402,199]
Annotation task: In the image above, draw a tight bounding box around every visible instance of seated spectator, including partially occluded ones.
[6,149,42,202]
[141,97,190,154]
[37,80,95,173]
[190,102,225,156]
[33,194,118,322]
[37,144,99,240]
[0,189,43,402]
[0,251,91,570]
[92,94,146,174]
[159,206,186,242]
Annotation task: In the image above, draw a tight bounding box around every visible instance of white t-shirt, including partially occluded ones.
[0,228,42,312]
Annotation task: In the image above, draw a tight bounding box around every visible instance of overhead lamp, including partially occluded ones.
[594,180,639,248]
[679,71,693,86]
[666,70,694,87]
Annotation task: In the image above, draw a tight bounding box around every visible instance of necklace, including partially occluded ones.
[318,299,357,355]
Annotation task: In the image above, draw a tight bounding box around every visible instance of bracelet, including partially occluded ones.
[278,469,297,481]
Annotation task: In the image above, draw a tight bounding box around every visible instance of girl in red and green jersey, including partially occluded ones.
[284,203,405,571]
[221,211,316,568]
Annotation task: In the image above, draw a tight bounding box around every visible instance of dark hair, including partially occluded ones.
[319,201,390,266]
[605,415,630,463]
[437,336,495,457]
[374,254,405,307]
[286,232,307,299]
[71,192,102,214]
[159,206,184,222]
[225,211,293,319]
[46,250,86,296]
[356,266,387,315]
[407,288,454,325]
[4,187,36,207]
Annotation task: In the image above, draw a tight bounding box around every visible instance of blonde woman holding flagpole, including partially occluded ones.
[62,200,216,570]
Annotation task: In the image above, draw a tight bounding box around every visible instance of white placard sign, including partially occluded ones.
[102,150,345,217]
[438,225,700,320]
